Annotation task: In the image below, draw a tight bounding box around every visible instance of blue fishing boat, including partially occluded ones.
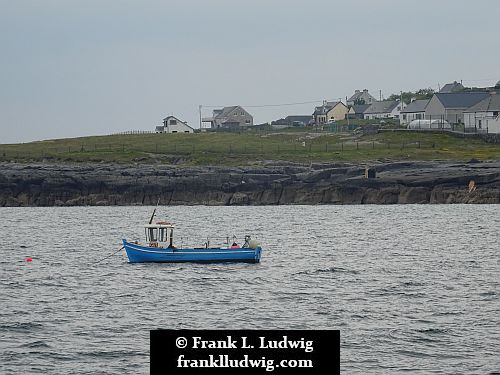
[122,219,262,264]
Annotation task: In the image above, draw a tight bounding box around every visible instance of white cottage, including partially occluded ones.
[463,93,500,133]
[364,100,404,120]
[157,116,195,134]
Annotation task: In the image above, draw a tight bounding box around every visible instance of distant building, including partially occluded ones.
[425,92,489,125]
[463,93,500,133]
[313,101,348,125]
[439,81,465,93]
[346,89,376,106]
[202,106,253,129]
[363,100,404,120]
[271,115,313,128]
[156,116,194,133]
[400,99,430,125]
[347,104,370,119]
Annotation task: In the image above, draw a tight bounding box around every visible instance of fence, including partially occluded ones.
[0,140,442,161]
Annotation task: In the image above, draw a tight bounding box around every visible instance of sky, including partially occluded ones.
[1,0,499,144]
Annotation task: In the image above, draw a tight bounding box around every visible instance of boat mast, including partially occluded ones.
[149,198,161,224]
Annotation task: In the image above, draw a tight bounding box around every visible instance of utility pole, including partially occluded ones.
[199,105,202,129]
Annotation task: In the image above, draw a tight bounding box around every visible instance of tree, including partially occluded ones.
[387,88,435,104]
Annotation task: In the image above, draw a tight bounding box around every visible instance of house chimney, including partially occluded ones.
[363,89,368,93]
[323,100,327,106]
[355,90,360,94]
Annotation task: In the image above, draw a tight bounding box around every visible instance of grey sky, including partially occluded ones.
[1,0,499,144]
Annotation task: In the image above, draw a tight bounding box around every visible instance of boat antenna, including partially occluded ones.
[149,198,161,224]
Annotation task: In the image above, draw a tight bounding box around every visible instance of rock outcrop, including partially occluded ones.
[1,161,499,206]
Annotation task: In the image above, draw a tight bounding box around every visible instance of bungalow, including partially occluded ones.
[347,104,370,119]
[425,92,489,125]
[313,101,348,125]
[363,100,403,120]
[463,93,500,133]
[346,89,376,106]
[156,116,194,133]
[271,115,313,128]
[202,106,253,129]
[399,99,429,125]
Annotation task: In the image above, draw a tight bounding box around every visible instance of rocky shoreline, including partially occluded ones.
[1,161,499,206]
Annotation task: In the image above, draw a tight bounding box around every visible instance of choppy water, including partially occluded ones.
[0,205,499,374]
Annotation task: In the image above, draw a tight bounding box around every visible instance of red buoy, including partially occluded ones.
[25,257,33,263]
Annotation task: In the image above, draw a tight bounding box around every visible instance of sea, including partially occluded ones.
[0,205,499,374]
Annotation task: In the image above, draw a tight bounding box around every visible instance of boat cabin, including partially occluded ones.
[144,221,174,248]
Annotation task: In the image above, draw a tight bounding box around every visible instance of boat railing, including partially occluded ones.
[176,235,250,249]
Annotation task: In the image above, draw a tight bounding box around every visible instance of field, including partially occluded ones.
[1,129,499,165]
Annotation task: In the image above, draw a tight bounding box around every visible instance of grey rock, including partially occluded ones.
[0,161,499,206]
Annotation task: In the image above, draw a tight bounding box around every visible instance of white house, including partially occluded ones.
[156,116,195,133]
[463,93,500,133]
[364,100,404,120]
[400,99,429,125]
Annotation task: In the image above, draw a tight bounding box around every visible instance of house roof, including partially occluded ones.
[162,115,194,129]
[350,104,370,114]
[347,90,374,102]
[364,100,399,114]
[434,92,489,109]
[439,81,465,93]
[214,106,239,118]
[313,101,343,115]
[163,115,186,121]
[464,94,500,112]
[401,99,429,113]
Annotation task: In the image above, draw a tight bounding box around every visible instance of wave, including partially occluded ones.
[0,322,44,333]
[295,266,359,275]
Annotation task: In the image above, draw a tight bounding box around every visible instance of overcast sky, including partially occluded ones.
[1,0,499,144]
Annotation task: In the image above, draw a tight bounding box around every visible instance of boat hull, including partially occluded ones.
[122,240,262,264]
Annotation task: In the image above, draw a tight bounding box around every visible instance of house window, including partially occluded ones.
[172,131,177,133]
[245,120,250,123]
[169,120,177,125]
[403,114,407,120]
[478,120,482,128]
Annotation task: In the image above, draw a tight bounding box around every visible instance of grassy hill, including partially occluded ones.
[1,129,499,165]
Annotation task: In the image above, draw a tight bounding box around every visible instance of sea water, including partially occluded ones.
[0,205,498,374]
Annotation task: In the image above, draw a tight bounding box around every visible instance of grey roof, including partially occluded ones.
[351,104,370,113]
[464,94,500,112]
[364,100,399,114]
[434,92,489,109]
[401,99,429,113]
[347,89,375,102]
[348,91,363,101]
[213,106,252,120]
[162,115,189,124]
[439,81,465,93]
[313,101,342,115]
[215,106,239,118]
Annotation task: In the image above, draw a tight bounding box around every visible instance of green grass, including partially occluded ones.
[1,129,499,166]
